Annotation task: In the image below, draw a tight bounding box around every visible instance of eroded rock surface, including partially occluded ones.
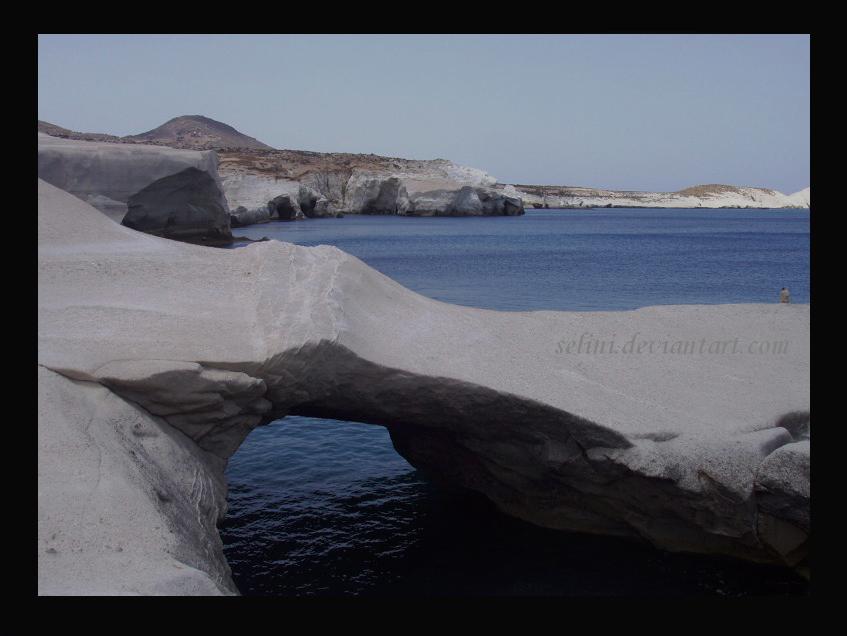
[218,156,521,218]
[754,439,810,566]
[38,178,810,594]
[37,365,236,595]
[267,194,300,221]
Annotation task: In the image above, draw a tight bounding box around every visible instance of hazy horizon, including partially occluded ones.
[37,34,810,193]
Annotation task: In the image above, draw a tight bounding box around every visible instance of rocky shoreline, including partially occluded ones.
[38,117,527,224]
[39,116,810,237]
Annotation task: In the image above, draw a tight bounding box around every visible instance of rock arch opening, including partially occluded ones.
[219,414,809,596]
[88,338,807,574]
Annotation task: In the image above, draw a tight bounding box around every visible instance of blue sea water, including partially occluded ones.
[220,208,810,596]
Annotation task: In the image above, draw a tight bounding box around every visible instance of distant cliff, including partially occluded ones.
[218,146,524,220]
[38,115,809,219]
[38,117,523,219]
[504,182,810,209]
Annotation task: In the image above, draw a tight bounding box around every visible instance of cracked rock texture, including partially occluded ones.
[38,178,810,594]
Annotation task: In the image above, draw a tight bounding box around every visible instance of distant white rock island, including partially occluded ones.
[503,182,811,210]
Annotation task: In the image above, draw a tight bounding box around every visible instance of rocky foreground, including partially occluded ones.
[38,172,809,594]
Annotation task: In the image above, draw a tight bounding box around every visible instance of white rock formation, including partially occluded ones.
[218,159,512,217]
[219,172,303,215]
[514,184,812,209]
[38,366,235,595]
[787,187,811,208]
[37,133,222,223]
[38,178,810,594]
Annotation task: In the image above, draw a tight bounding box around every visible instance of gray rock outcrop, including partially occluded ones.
[230,206,272,227]
[122,168,232,245]
[754,434,810,568]
[38,178,809,594]
[297,186,334,218]
[37,133,222,223]
[405,186,524,216]
[267,194,299,221]
[297,186,319,216]
[349,177,410,214]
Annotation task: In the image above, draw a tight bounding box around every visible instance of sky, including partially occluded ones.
[37,34,810,193]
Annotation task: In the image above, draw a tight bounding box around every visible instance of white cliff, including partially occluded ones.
[219,172,303,215]
[787,187,811,208]
[218,153,515,218]
[38,175,810,594]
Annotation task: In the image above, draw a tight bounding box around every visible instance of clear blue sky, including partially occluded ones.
[37,34,810,193]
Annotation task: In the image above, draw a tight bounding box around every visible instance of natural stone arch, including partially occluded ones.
[38,180,810,594]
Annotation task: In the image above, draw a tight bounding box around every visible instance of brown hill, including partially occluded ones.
[123,115,273,151]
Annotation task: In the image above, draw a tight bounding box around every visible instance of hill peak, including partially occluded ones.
[124,115,273,151]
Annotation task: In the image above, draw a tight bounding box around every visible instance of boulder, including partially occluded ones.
[122,167,232,245]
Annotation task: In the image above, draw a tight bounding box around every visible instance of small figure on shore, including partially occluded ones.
[780,287,791,304]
